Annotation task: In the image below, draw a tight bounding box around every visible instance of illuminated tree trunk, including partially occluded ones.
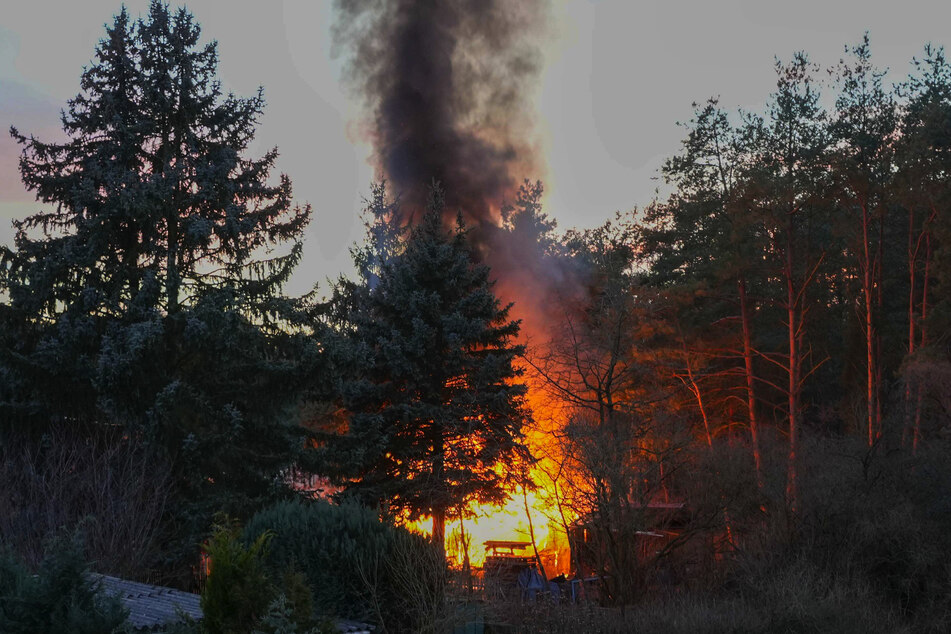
[784,220,801,513]
[522,485,548,583]
[860,198,877,446]
[679,338,713,447]
[457,512,472,594]
[432,430,447,560]
[681,341,737,545]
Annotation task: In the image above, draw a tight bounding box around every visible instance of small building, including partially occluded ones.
[567,502,689,579]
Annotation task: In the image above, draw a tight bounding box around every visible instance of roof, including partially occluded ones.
[483,540,532,549]
[91,574,375,633]
[91,574,202,631]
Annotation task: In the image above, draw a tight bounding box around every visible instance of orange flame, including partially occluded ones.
[406,373,574,576]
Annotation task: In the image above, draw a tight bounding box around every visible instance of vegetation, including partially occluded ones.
[0,536,128,634]
[2,1,951,632]
[201,524,278,634]
[315,184,533,556]
[244,499,445,633]
[0,428,170,578]
[0,0,316,578]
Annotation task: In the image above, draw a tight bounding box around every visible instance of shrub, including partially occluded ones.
[0,535,128,633]
[243,499,444,632]
[202,521,320,634]
[252,594,337,634]
[201,522,275,634]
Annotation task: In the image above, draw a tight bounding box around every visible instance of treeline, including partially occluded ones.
[639,35,950,502]
[510,35,951,629]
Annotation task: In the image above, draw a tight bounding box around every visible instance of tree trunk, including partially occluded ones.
[785,223,800,514]
[166,210,179,313]
[862,200,876,446]
[738,275,764,492]
[913,233,932,454]
[432,428,446,560]
[458,513,472,594]
[875,205,884,437]
[432,510,446,560]
[680,338,713,447]
[903,206,917,447]
[522,485,548,583]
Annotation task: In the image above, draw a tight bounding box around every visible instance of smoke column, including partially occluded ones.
[333,0,550,246]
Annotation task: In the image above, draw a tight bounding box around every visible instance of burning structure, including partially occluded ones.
[328,0,689,596]
[331,0,576,568]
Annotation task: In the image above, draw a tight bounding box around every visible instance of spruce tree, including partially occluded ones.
[323,185,532,554]
[1,1,313,557]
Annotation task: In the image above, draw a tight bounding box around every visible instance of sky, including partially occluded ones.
[2,0,950,296]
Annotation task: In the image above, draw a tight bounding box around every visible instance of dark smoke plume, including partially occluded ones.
[333,0,549,245]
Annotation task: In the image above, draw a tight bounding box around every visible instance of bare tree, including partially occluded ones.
[0,427,171,579]
[525,219,691,603]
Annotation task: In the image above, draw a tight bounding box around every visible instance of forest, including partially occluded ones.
[1,2,950,633]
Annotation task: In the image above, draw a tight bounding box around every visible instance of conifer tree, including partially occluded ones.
[322,185,532,555]
[741,53,830,511]
[642,99,768,487]
[895,44,951,450]
[1,1,313,554]
[829,35,897,447]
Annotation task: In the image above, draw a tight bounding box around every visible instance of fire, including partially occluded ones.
[407,377,574,577]
[409,491,570,576]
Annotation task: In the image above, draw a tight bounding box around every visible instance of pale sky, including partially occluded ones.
[2,1,950,296]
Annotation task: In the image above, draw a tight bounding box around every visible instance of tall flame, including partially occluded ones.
[405,379,575,575]
[334,0,578,576]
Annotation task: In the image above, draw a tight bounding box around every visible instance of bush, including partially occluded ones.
[0,535,128,633]
[678,432,951,631]
[252,595,337,634]
[202,521,317,634]
[243,499,445,632]
[201,522,275,634]
[490,581,907,634]
[0,428,170,578]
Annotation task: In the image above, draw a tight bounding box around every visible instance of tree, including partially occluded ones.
[894,44,951,451]
[828,34,897,446]
[528,217,692,603]
[643,98,768,491]
[1,1,313,563]
[320,184,532,556]
[739,53,830,511]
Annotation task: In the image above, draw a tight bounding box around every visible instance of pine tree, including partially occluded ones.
[1,7,145,424]
[741,53,831,511]
[1,1,313,556]
[828,35,897,446]
[642,98,768,488]
[321,184,532,555]
[894,44,951,450]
